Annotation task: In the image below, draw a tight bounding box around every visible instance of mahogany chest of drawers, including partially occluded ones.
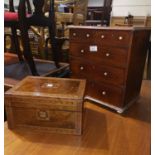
[69,26,150,113]
[5,76,86,135]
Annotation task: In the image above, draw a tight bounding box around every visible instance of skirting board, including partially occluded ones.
[84,96,139,113]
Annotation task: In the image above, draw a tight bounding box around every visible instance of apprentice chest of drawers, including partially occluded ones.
[69,26,150,113]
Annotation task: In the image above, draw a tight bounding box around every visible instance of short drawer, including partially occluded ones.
[86,81,124,107]
[70,43,128,68]
[70,29,95,42]
[70,58,126,85]
[70,29,132,47]
[95,30,132,47]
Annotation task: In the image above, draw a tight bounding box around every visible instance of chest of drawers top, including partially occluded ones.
[69,25,150,31]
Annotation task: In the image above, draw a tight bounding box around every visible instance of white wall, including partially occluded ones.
[112,0,151,16]
[4,0,151,17]
[86,0,151,16]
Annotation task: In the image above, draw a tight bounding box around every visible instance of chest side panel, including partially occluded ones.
[124,30,151,105]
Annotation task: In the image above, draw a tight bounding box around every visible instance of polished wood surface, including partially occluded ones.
[5,76,86,99]
[124,30,150,105]
[4,80,150,155]
[69,43,128,68]
[70,28,131,47]
[5,76,86,135]
[69,26,150,110]
[68,25,151,30]
[70,57,125,86]
[4,52,19,65]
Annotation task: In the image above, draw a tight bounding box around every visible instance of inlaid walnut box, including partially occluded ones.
[5,76,86,135]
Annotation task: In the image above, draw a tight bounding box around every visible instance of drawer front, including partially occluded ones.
[70,29,131,47]
[8,107,82,135]
[87,81,124,107]
[95,30,131,47]
[70,43,128,68]
[70,58,126,85]
[70,29,96,42]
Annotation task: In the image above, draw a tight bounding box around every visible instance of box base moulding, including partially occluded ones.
[10,124,82,135]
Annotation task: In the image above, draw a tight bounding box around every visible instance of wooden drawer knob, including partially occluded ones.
[80,66,84,70]
[102,91,106,95]
[101,35,105,39]
[118,36,123,40]
[88,12,91,15]
[105,53,110,57]
[86,34,90,38]
[104,72,108,76]
[80,49,84,53]
[73,33,76,36]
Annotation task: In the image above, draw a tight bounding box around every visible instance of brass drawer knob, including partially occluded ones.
[118,36,123,40]
[104,72,108,76]
[105,53,110,57]
[102,91,106,95]
[80,66,84,70]
[73,33,76,36]
[80,49,84,53]
[101,35,105,39]
[86,34,90,38]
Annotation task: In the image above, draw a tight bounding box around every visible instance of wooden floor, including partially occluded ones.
[4,80,151,155]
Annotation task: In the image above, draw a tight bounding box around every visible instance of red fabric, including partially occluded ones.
[4,12,18,21]
[4,12,31,21]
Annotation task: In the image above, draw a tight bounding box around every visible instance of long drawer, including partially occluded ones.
[67,77,124,107]
[70,42,128,68]
[70,29,132,48]
[70,57,126,86]
[86,81,124,107]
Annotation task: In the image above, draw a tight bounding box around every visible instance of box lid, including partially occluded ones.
[5,76,86,100]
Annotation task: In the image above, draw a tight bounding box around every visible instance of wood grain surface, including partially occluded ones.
[69,26,150,109]
[4,80,150,155]
[5,76,86,135]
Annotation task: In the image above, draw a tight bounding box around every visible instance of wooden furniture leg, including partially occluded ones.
[20,24,39,75]
[11,26,24,62]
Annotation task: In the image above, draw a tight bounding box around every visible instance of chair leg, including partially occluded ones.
[49,26,60,68]
[11,26,24,62]
[44,37,50,60]
[20,26,39,76]
[23,43,39,76]
[24,53,39,76]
